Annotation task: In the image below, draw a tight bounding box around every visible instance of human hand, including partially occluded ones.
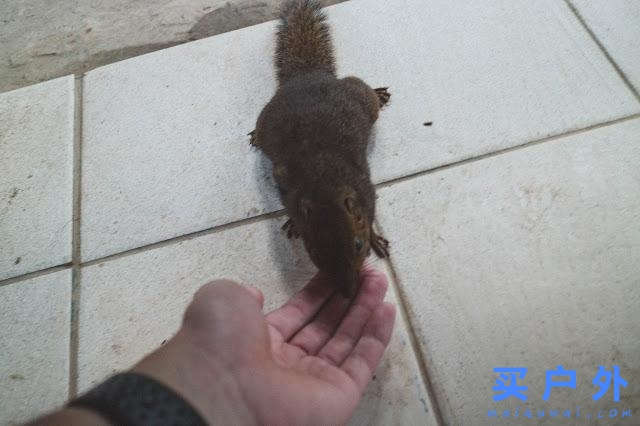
[134,268,396,425]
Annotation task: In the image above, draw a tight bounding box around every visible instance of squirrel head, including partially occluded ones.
[295,186,371,297]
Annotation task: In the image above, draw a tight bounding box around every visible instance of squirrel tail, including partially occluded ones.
[275,0,336,84]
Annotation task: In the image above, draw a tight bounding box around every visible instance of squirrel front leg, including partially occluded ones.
[370,229,390,258]
[374,87,391,107]
[281,218,300,239]
[248,130,260,147]
[339,77,391,122]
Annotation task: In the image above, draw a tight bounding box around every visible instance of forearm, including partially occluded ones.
[26,329,256,426]
[132,329,257,425]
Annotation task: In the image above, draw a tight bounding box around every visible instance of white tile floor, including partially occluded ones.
[0,76,74,280]
[0,269,71,424]
[377,119,640,424]
[1,0,639,424]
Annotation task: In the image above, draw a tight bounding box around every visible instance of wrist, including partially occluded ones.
[132,328,257,425]
[26,407,111,426]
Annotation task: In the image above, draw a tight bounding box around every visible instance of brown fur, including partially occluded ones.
[251,0,389,297]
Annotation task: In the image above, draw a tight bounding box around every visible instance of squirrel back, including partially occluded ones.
[251,0,391,297]
[275,0,336,84]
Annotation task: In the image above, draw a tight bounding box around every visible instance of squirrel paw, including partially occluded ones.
[374,87,391,107]
[248,130,259,147]
[282,219,300,239]
[371,233,390,258]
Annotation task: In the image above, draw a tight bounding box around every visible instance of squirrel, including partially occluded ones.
[250,0,390,297]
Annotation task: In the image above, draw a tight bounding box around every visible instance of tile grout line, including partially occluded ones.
[2,112,638,286]
[563,0,640,103]
[68,73,84,399]
[80,209,286,267]
[377,112,640,189]
[377,224,444,425]
[0,210,287,286]
[0,263,72,288]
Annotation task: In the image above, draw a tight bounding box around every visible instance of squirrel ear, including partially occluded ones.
[345,196,365,226]
[299,198,312,221]
[344,196,356,213]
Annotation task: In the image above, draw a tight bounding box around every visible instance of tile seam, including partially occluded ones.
[562,0,640,103]
[80,209,287,267]
[68,73,84,398]
[0,264,72,288]
[377,112,640,189]
[378,225,444,425]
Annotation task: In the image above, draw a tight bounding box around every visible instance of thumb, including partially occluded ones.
[184,280,264,329]
[244,286,264,309]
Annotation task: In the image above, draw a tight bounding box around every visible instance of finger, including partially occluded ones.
[288,292,351,354]
[293,269,387,355]
[273,340,309,365]
[340,302,396,394]
[317,269,388,364]
[265,272,335,340]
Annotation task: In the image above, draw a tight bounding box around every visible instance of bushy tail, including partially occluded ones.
[275,0,336,84]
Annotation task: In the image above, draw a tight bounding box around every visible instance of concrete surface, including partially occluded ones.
[0,269,71,425]
[80,0,638,262]
[571,0,640,93]
[377,118,640,425]
[1,0,639,424]
[77,217,437,425]
[0,0,343,93]
[0,76,74,280]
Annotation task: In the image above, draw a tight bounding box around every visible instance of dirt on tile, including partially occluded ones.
[8,373,25,381]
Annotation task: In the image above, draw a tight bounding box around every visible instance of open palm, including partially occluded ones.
[183,268,395,425]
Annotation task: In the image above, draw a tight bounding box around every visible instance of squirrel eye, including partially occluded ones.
[354,237,364,252]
